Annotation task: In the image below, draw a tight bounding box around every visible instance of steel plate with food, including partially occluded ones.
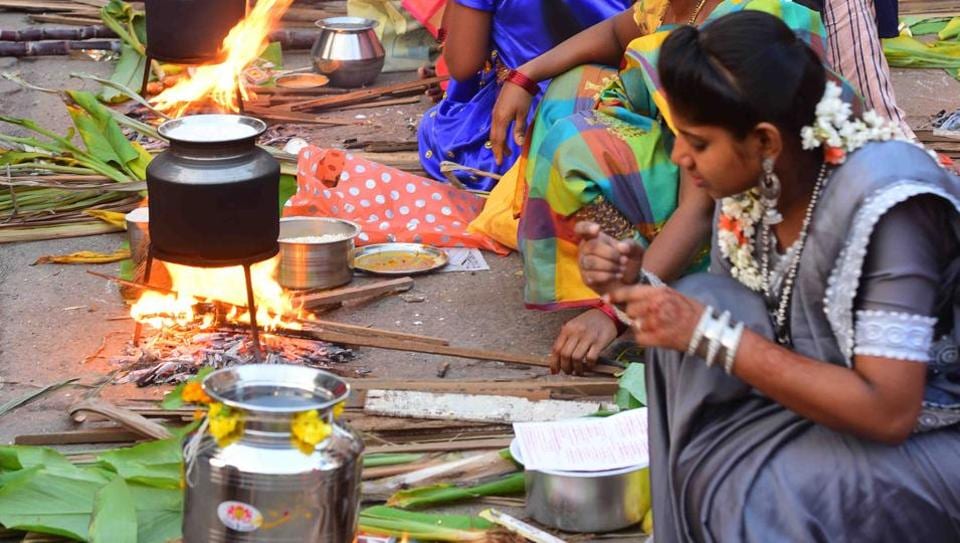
[352,243,448,275]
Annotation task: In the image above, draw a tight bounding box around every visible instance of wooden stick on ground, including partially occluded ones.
[296,326,621,375]
[69,399,173,440]
[294,277,414,308]
[286,76,447,112]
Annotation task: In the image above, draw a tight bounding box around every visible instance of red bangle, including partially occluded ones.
[595,303,629,336]
[504,69,540,96]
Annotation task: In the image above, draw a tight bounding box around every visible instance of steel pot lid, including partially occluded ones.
[202,364,350,414]
[158,114,267,144]
[315,16,379,31]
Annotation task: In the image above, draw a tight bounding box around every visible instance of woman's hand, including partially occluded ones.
[550,308,619,375]
[490,81,534,165]
[575,221,645,295]
[606,285,704,352]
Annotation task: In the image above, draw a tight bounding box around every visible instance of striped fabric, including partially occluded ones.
[823,0,913,137]
[518,0,833,310]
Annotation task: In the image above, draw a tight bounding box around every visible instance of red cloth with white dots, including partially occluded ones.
[284,146,509,254]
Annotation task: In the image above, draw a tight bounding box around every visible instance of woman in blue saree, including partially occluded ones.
[416,0,631,189]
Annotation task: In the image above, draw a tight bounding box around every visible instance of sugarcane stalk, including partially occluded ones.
[2,24,316,49]
[0,26,117,41]
[0,40,121,57]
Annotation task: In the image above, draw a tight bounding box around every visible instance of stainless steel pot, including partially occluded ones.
[512,440,650,533]
[278,217,360,290]
[183,365,364,542]
[311,17,385,88]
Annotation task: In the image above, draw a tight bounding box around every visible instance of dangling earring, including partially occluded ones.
[759,157,783,225]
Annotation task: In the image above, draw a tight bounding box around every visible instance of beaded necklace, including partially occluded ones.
[759,162,830,345]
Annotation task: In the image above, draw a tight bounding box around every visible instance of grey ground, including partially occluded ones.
[0,7,958,541]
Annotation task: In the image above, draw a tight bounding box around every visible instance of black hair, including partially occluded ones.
[657,11,826,139]
[542,0,587,46]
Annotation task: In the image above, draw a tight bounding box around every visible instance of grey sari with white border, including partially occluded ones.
[647,141,960,542]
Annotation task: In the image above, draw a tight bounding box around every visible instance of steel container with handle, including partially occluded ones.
[182,365,364,542]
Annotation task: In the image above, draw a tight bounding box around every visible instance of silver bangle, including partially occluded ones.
[722,322,745,375]
[703,310,730,368]
[640,268,665,287]
[687,305,714,357]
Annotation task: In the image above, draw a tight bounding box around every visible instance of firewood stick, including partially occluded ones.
[287,76,448,112]
[300,320,450,346]
[241,105,359,126]
[68,399,173,440]
[293,327,621,376]
[293,277,414,307]
[15,427,142,446]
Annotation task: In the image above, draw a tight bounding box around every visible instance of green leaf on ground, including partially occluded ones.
[386,472,525,509]
[0,466,107,540]
[130,484,182,543]
[101,45,147,104]
[359,506,495,541]
[98,439,182,489]
[615,362,646,410]
[89,477,137,543]
[279,173,297,214]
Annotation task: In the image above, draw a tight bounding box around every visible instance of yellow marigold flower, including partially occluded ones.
[332,401,345,419]
[182,381,212,404]
[208,403,243,448]
[290,410,331,454]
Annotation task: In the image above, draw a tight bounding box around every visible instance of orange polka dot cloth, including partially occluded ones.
[284,146,510,255]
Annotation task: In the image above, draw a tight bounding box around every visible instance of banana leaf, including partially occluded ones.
[102,44,147,104]
[386,473,525,509]
[66,90,148,179]
[89,477,137,543]
[97,439,182,489]
[0,464,110,540]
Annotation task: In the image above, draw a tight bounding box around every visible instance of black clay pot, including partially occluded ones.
[144,0,246,63]
[147,115,279,267]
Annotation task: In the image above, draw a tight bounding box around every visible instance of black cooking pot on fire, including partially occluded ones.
[145,0,246,63]
[147,115,280,267]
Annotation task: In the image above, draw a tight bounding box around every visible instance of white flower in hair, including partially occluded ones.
[716,80,951,292]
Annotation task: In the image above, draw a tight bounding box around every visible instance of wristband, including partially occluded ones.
[504,69,540,96]
[596,303,630,336]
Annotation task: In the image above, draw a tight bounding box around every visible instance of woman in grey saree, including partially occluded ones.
[576,12,960,542]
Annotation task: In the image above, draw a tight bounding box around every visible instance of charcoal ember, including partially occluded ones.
[113,327,356,386]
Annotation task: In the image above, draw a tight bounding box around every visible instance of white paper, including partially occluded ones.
[512,408,649,472]
[440,248,490,272]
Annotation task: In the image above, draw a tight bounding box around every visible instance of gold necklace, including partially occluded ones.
[688,0,708,24]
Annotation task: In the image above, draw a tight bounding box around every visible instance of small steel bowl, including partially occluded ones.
[311,17,385,88]
[278,217,361,290]
[512,439,650,533]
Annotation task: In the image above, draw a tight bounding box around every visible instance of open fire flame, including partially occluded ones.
[150,0,294,116]
[130,258,303,332]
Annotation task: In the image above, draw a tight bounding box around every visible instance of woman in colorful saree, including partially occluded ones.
[580,11,960,540]
[507,0,837,375]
